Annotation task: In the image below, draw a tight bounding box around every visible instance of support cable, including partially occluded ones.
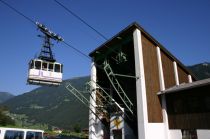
[54,0,108,40]
[62,41,91,60]
[53,0,124,57]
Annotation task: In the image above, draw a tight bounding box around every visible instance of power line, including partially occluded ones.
[53,0,136,75]
[0,0,36,25]
[63,41,91,60]
[54,0,121,55]
[54,0,108,41]
[54,0,125,59]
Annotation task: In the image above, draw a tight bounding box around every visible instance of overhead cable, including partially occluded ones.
[54,0,126,59]
[63,41,91,60]
[54,0,108,41]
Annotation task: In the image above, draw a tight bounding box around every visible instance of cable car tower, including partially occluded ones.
[27,22,64,86]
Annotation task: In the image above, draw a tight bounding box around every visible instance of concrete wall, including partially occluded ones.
[197,130,210,139]
[169,130,182,139]
[133,27,148,139]
[169,129,210,139]
[147,123,166,139]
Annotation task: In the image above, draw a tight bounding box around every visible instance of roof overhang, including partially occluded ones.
[157,78,210,95]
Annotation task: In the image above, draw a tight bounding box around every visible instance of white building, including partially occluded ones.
[88,22,210,139]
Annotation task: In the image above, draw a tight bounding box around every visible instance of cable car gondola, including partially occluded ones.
[27,22,63,86]
[27,59,63,86]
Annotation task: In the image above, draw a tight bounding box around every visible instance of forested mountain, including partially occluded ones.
[0,92,14,103]
[0,106,15,126]
[188,62,210,80]
[2,76,90,130]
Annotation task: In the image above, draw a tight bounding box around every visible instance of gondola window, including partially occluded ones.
[35,61,41,70]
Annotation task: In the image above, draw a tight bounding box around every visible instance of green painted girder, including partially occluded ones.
[103,62,133,114]
[65,83,102,121]
[86,81,133,121]
[86,81,124,112]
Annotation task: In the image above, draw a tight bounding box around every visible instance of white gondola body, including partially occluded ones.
[27,59,63,86]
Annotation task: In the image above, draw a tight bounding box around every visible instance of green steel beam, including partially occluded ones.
[65,83,102,121]
[103,62,133,114]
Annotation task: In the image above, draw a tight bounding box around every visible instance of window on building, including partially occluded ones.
[48,63,53,71]
[4,130,24,139]
[54,64,61,73]
[29,60,35,69]
[181,130,197,139]
[42,62,48,71]
[35,61,41,70]
[26,131,42,139]
[113,129,122,139]
[205,97,210,111]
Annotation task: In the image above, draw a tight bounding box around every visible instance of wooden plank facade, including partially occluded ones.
[140,32,193,123]
[141,34,162,122]
[166,85,210,129]
[177,65,189,84]
[161,51,176,89]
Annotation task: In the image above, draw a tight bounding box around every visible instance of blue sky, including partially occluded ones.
[0,0,210,95]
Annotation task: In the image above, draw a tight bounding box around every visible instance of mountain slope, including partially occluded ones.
[188,62,210,80]
[0,92,14,103]
[3,76,90,129]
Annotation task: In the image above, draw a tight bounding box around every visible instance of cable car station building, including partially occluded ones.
[88,22,210,139]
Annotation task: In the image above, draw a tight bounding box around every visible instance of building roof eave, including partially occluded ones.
[157,78,210,95]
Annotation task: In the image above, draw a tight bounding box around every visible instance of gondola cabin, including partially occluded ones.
[27,59,63,86]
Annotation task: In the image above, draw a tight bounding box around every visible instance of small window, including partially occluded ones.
[48,63,53,71]
[55,64,61,72]
[113,129,122,139]
[61,64,63,73]
[181,129,197,139]
[29,60,35,69]
[35,61,41,70]
[205,97,210,111]
[26,131,42,139]
[42,62,48,71]
[4,130,24,139]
